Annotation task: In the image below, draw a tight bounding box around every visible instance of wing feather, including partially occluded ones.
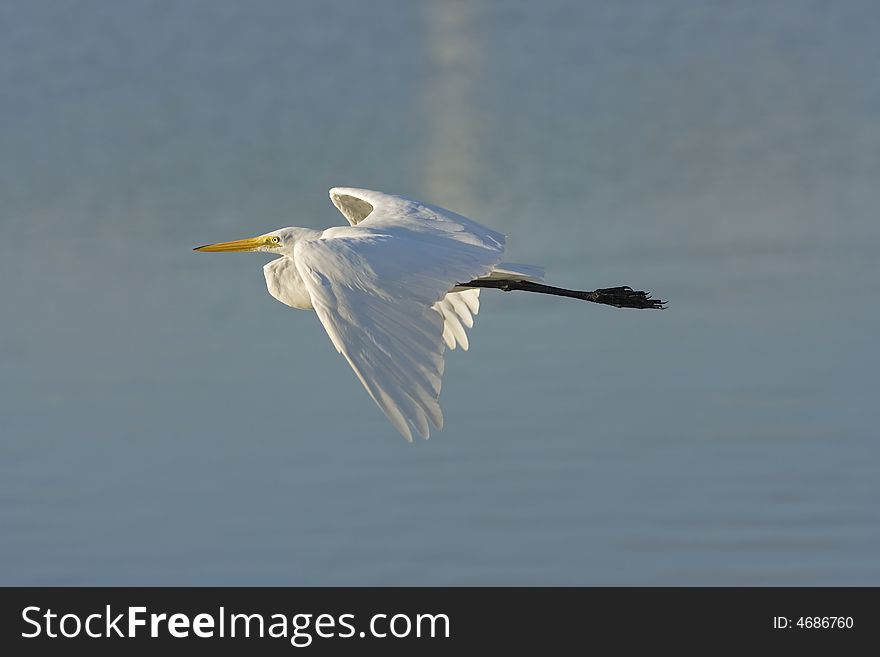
[329,187,505,252]
[330,191,374,225]
[295,210,502,440]
[433,289,480,351]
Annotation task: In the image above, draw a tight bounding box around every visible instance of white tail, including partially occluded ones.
[485,262,545,283]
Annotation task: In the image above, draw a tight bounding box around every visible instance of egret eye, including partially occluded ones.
[271,236,281,244]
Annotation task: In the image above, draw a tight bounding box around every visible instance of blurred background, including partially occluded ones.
[2,0,878,585]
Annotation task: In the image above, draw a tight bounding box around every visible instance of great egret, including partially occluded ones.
[195,187,664,441]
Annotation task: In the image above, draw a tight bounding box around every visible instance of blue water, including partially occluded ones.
[2,0,878,585]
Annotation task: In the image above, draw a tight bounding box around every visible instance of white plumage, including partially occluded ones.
[196,187,545,441]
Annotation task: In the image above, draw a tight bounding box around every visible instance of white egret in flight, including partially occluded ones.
[195,188,664,441]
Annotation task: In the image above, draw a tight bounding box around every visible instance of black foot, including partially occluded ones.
[594,286,666,310]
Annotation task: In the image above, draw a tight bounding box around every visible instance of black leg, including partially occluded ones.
[459,280,666,309]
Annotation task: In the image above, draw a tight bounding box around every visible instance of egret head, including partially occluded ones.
[194,227,305,255]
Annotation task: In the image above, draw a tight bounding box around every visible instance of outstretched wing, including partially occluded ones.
[328,187,506,252]
[295,197,505,440]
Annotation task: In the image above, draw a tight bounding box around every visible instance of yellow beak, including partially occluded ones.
[193,235,272,252]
